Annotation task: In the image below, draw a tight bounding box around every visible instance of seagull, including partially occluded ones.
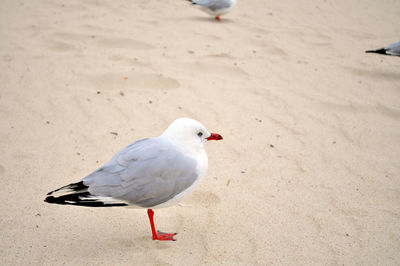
[45,118,223,241]
[365,41,400,56]
[186,0,236,21]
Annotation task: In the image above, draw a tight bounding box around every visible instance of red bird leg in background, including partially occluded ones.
[147,209,177,241]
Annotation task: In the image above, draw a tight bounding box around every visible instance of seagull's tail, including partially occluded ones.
[44,181,128,207]
[365,48,387,55]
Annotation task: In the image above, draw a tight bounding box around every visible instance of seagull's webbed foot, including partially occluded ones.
[147,209,177,241]
[153,231,177,241]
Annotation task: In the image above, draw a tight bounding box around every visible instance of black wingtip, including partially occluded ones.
[44,196,57,204]
[44,181,128,207]
[365,48,387,55]
[45,181,87,204]
[44,193,129,207]
[46,181,87,196]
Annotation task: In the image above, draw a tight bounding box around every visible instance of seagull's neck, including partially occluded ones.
[159,135,205,158]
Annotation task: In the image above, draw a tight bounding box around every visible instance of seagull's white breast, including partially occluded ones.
[152,150,208,209]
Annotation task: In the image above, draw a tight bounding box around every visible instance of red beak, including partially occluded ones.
[206,133,223,141]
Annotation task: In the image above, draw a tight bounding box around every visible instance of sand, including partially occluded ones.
[1,0,399,265]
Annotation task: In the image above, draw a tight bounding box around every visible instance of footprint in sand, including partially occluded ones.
[79,72,180,91]
[189,190,221,207]
[95,36,154,50]
[182,61,249,79]
[48,31,154,52]
[48,40,80,52]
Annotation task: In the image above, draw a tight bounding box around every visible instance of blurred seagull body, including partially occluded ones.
[187,0,236,20]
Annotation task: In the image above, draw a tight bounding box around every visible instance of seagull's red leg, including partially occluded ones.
[147,209,158,239]
[147,209,176,241]
[215,16,221,21]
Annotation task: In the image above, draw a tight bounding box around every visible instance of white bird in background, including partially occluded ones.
[186,0,236,21]
[45,118,223,241]
[365,41,400,56]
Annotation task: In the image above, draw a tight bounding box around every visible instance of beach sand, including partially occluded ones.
[0,0,399,265]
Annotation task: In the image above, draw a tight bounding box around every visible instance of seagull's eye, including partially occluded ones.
[197,132,203,137]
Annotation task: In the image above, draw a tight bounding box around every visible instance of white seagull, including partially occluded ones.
[45,118,223,241]
[365,41,400,56]
[187,0,236,21]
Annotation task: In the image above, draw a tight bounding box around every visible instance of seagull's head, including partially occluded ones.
[161,118,223,150]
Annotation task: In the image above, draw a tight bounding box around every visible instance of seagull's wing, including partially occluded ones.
[83,138,199,208]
